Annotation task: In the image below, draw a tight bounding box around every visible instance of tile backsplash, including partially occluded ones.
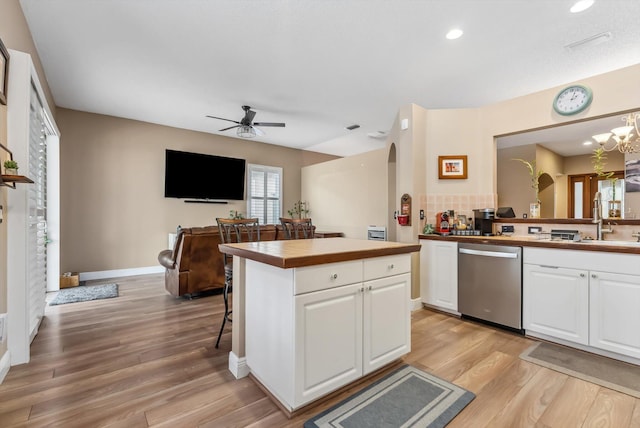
[421,193,497,225]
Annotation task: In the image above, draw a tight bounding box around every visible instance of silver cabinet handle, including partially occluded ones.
[368,285,372,291]
[580,273,585,277]
[330,273,338,280]
[591,274,597,279]
[389,264,394,269]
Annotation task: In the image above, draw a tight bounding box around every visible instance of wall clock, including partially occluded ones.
[552,85,593,116]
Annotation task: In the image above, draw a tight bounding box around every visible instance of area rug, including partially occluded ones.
[49,283,119,306]
[520,342,640,398]
[304,365,475,428]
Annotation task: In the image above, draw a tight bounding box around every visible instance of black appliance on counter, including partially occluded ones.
[473,208,495,236]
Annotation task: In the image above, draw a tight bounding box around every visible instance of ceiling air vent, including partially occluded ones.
[345,124,360,130]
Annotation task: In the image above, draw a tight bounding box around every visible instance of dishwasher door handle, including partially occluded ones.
[459,248,518,259]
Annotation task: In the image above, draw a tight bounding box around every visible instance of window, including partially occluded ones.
[247,164,282,224]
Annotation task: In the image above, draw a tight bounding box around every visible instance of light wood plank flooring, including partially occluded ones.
[1,274,638,427]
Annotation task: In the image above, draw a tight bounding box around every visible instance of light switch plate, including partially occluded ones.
[528,226,542,234]
[0,314,6,343]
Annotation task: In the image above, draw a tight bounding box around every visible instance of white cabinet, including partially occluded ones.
[523,264,589,345]
[420,239,458,312]
[523,247,640,362]
[245,254,411,411]
[295,283,363,404]
[363,273,411,374]
[590,271,640,359]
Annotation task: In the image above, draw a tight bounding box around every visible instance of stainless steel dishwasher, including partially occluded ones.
[458,242,522,331]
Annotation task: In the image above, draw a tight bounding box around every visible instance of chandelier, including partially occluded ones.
[592,112,640,153]
[237,125,256,138]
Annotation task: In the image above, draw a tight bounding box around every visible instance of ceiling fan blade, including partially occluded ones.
[253,127,265,137]
[219,125,240,132]
[206,115,240,124]
[253,122,286,127]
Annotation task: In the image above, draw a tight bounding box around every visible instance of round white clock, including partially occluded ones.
[552,85,593,116]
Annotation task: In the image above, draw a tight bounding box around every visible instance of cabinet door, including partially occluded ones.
[523,264,589,345]
[363,273,411,374]
[420,240,458,311]
[294,283,363,407]
[590,271,640,359]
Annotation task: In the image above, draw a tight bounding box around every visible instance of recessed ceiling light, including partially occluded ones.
[570,0,594,13]
[446,29,463,40]
[583,141,593,146]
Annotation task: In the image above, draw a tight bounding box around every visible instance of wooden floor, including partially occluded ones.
[1,274,639,427]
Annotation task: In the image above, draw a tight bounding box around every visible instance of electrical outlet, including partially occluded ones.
[501,225,514,234]
[419,210,424,220]
[528,226,542,234]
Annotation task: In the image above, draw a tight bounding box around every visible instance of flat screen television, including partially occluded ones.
[164,149,246,200]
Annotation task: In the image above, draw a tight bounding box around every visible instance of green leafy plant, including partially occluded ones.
[3,160,18,171]
[513,158,544,203]
[592,147,618,200]
[287,200,310,219]
[229,210,244,220]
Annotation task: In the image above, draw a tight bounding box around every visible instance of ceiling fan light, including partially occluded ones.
[237,125,256,138]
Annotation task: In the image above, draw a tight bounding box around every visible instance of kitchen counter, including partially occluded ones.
[218,237,421,385]
[219,237,421,268]
[418,233,640,254]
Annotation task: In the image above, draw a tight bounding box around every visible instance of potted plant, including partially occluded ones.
[513,158,544,218]
[3,159,18,175]
[287,200,310,219]
[229,210,244,220]
[592,148,620,218]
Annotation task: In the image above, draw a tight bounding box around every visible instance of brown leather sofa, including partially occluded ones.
[158,224,287,297]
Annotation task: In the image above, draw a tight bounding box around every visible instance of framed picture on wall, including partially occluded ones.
[0,36,9,105]
[438,155,468,179]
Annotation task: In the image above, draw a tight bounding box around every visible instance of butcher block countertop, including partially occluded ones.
[418,234,640,255]
[219,237,422,269]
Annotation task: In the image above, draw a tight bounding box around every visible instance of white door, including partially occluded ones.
[421,240,458,311]
[590,271,640,359]
[523,264,589,345]
[294,282,363,407]
[363,273,411,374]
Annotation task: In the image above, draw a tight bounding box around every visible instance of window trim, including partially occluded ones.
[246,163,283,225]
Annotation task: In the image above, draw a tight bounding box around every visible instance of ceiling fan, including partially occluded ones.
[206,105,286,138]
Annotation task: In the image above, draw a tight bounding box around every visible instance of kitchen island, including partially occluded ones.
[218,237,421,412]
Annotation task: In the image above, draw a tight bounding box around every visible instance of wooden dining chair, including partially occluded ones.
[280,217,314,239]
[215,217,260,348]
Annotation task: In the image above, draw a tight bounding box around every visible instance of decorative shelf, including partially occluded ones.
[0,174,34,188]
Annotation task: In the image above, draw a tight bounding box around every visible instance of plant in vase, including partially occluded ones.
[229,210,244,220]
[287,200,310,219]
[592,147,620,218]
[513,158,544,218]
[3,160,18,175]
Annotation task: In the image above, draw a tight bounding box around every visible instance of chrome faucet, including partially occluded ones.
[593,192,613,240]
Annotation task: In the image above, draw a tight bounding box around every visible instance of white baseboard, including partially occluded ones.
[80,265,164,282]
[228,351,250,379]
[411,297,423,312]
[0,350,10,384]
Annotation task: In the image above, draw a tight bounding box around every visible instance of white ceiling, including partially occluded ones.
[18,0,640,157]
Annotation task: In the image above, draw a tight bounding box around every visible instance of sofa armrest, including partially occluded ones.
[158,249,176,269]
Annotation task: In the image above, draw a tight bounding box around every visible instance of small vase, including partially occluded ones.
[529,202,540,219]
[4,168,17,175]
[608,200,621,219]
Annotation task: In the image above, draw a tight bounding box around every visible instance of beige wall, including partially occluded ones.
[301,148,387,240]
[497,145,536,217]
[0,0,55,115]
[57,108,336,273]
[536,145,564,218]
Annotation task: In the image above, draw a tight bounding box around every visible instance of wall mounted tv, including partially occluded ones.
[164,149,246,201]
